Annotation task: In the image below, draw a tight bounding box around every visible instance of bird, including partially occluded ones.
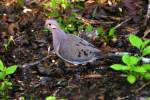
[45,19,116,65]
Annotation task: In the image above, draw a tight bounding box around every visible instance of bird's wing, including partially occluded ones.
[56,35,102,64]
[68,34,95,47]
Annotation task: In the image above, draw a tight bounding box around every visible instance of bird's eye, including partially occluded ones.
[48,23,51,26]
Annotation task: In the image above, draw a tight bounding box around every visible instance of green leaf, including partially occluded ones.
[122,54,130,65]
[5,81,12,87]
[0,82,5,91]
[127,74,136,84]
[108,27,116,37]
[46,96,56,100]
[142,64,150,70]
[48,12,59,17]
[143,73,150,79]
[6,65,17,75]
[85,25,93,33]
[133,67,146,73]
[143,46,150,56]
[142,40,150,48]
[0,60,4,71]
[43,28,50,33]
[145,97,150,100]
[128,34,142,49]
[110,64,130,71]
[96,26,105,36]
[51,0,57,9]
[122,55,139,66]
[0,72,5,80]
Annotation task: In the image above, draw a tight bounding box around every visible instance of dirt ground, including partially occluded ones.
[0,0,150,99]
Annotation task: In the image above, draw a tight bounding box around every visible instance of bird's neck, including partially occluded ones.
[52,28,67,51]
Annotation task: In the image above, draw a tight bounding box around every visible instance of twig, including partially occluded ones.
[114,17,132,29]
[21,55,50,68]
[76,15,114,25]
[143,28,150,39]
[133,81,150,94]
[144,0,150,25]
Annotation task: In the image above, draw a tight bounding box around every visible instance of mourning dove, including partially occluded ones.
[45,19,113,65]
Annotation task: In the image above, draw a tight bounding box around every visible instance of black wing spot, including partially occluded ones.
[77,51,81,57]
[83,51,88,56]
[79,41,86,46]
[76,44,80,46]
[80,39,83,41]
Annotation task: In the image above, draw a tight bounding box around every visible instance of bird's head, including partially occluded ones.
[45,19,60,30]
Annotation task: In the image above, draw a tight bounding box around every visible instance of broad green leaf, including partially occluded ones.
[142,40,150,48]
[6,65,17,75]
[46,96,56,100]
[0,60,4,71]
[110,64,130,71]
[129,56,139,65]
[127,74,136,84]
[96,26,105,36]
[108,27,116,37]
[0,72,5,80]
[122,55,139,66]
[85,25,93,33]
[122,54,130,65]
[133,67,146,73]
[142,64,150,70]
[143,46,150,56]
[60,0,65,4]
[128,34,142,49]
[143,73,150,79]
[145,97,150,100]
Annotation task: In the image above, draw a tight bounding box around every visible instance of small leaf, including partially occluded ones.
[129,56,139,65]
[4,80,12,86]
[142,64,150,70]
[48,12,59,17]
[142,40,150,48]
[85,25,93,33]
[143,46,150,56]
[96,26,105,36]
[0,72,5,80]
[43,28,50,33]
[0,60,4,71]
[6,65,17,75]
[122,54,130,65]
[122,55,139,66]
[133,67,146,73]
[127,74,136,84]
[0,82,5,91]
[110,64,130,71]
[46,96,56,100]
[51,0,57,9]
[108,27,116,37]
[143,73,150,79]
[145,97,150,100]
[128,34,142,49]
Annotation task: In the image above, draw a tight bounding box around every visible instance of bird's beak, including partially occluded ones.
[51,24,57,29]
